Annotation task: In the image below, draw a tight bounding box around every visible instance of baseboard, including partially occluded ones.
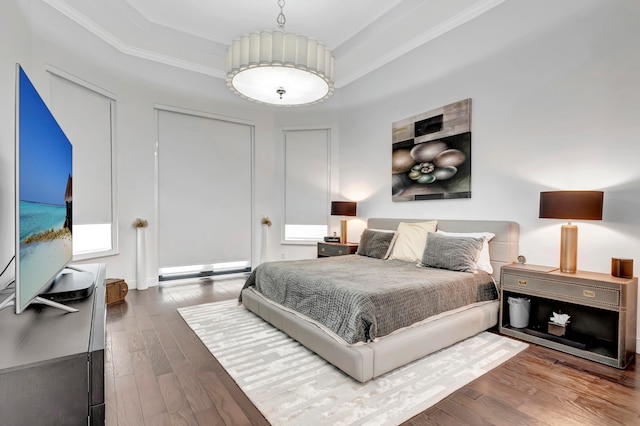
[132,277,157,290]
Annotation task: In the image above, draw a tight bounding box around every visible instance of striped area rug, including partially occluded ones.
[178,300,527,426]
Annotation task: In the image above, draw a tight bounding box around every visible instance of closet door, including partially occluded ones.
[157,108,253,277]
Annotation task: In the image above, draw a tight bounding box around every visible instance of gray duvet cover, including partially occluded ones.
[240,255,497,344]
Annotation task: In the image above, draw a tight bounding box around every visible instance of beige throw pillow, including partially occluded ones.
[388,221,438,263]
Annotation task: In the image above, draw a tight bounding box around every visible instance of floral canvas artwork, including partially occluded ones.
[392,99,471,201]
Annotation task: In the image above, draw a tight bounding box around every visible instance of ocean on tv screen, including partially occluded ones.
[19,201,66,241]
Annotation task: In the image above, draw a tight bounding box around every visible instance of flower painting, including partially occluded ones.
[392,99,471,201]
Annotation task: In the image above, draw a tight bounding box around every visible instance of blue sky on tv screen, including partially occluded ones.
[19,67,72,206]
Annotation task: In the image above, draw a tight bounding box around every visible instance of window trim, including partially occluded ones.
[154,104,256,272]
[281,127,332,245]
[46,65,119,260]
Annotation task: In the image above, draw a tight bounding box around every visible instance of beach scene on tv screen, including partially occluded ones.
[18,67,73,307]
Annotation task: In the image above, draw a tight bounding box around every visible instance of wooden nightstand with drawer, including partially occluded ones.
[499,263,637,368]
[317,242,358,258]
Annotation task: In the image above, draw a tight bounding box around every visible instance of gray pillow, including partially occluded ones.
[421,232,483,273]
[357,229,395,259]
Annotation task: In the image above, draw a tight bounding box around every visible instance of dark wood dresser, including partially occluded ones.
[0,263,106,425]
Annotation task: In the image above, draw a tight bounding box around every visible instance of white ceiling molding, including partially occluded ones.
[40,0,506,88]
[335,0,508,87]
[41,0,226,79]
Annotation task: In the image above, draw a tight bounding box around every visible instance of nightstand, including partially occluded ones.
[317,242,358,258]
[499,263,637,369]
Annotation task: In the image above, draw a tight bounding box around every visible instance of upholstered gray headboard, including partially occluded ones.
[367,218,519,284]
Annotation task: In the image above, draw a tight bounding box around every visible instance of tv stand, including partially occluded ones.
[0,263,106,425]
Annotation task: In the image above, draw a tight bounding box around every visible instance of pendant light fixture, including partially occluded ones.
[225,0,335,106]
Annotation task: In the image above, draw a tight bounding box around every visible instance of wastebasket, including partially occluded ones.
[507,296,531,328]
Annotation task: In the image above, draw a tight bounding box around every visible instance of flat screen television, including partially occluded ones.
[0,64,94,314]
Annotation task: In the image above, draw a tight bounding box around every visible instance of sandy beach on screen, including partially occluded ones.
[18,237,72,307]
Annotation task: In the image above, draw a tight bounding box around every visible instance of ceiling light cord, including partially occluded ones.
[277,0,286,30]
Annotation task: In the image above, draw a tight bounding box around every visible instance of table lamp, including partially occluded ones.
[331,201,357,244]
[539,190,603,273]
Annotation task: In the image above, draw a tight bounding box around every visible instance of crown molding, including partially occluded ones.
[335,0,507,88]
[41,0,226,79]
[41,0,504,88]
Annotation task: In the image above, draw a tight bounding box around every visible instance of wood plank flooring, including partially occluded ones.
[105,277,640,426]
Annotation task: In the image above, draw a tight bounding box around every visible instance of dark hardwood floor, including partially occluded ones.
[105,277,640,426]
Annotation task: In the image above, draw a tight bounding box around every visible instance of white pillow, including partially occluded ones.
[436,230,495,274]
[388,221,438,263]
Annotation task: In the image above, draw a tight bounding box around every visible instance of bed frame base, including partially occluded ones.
[242,288,498,383]
[242,218,517,383]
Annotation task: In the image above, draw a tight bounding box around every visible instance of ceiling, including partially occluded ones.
[42,0,507,88]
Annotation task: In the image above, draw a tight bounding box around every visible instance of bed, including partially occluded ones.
[240,218,519,382]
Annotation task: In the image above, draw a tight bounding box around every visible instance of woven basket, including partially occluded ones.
[105,278,128,305]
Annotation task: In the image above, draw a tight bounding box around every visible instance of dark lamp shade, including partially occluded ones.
[331,201,357,217]
[539,191,603,220]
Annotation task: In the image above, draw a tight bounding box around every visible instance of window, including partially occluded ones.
[283,128,331,243]
[48,68,117,259]
[156,107,253,278]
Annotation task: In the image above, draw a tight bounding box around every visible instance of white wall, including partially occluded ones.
[338,0,640,272]
[336,0,640,343]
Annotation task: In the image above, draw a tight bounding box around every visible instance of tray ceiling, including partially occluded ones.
[42,0,506,88]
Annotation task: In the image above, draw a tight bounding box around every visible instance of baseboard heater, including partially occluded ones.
[158,261,251,282]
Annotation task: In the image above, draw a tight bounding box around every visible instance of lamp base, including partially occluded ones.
[340,218,347,244]
[560,224,578,273]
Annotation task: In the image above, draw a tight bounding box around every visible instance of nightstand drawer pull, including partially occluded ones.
[518,280,527,286]
[338,250,343,254]
[583,290,596,298]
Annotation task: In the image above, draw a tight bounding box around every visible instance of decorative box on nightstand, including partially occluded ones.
[317,242,358,258]
[499,263,637,369]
